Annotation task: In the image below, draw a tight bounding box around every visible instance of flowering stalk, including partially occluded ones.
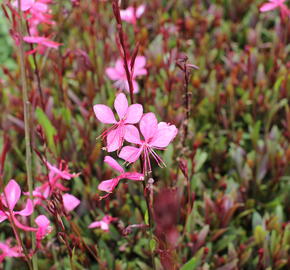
[25,21,44,109]
[0,194,32,269]
[16,1,37,269]
[112,0,135,103]
[111,2,155,266]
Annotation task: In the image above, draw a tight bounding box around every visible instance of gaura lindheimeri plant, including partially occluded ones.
[119,112,178,173]
[106,56,147,93]
[94,93,143,152]
[98,156,143,193]
[0,180,52,245]
[26,161,80,212]
[260,0,289,20]
[120,4,146,24]
[88,215,117,232]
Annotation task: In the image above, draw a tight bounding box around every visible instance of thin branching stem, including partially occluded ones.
[17,1,37,269]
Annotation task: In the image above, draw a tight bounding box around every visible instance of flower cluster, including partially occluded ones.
[12,0,61,53]
[26,160,81,213]
[0,180,52,252]
[94,93,178,194]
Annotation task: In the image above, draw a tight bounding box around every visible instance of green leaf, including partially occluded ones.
[144,209,149,225]
[35,107,58,154]
[194,149,208,172]
[180,257,198,270]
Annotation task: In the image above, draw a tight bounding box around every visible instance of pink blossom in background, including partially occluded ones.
[12,0,35,11]
[120,5,146,24]
[23,36,62,54]
[260,0,289,20]
[88,215,117,231]
[98,156,143,193]
[0,240,22,263]
[119,113,178,173]
[13,0,55,36]
[94,93,143,152]
[0,180,35,231]
[106,56,147,93]
[62,193,80,212]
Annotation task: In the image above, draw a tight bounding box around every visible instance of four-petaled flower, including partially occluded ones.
[106,56,147,93]
[88,215,117,231]
[0,180,34,231]
[120,5,146,24]
[94,93,143,152]
[119,112,178,173]
[98,156,143,193]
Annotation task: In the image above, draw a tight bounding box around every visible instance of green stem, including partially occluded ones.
[142,175,156,270]
[17,1,37,269]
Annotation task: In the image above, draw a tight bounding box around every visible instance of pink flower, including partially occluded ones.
[88,215,117,231]
[119,113,178,173]
[93,93,143,152]
[62,193,80,212]
[106,56,147,93]
[260,0,289,20]
[23,36,62,54]
[35,215,52,244]
[120,5,145,24]
[0,180,35,231]
[0,240,22,263]
[25,161,80,212]
[98,156,143,193]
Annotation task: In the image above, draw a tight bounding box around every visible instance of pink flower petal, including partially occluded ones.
[106,67,121,80]
[125,104,143,124]
[115,59,125,74]
[136,5,146,17]
[132,80,139,93]
[3,180,21,211]
[106,128,124,152]
[62,194,80,212]
[88,221,101,229]
[139,113,158,141]
[0,211,8,223]
[93,104,116,124]
[133,56,146,70]
[260,2,278,12]
[122,172,144,181]
[23,36,62,49]
[35,215,50,227]
[150,122,178,148]
[98,178,120,193]
[114,93,128,120]
[124,125,141,144]
[15,199,34,217]
[12,0,35,11]
[35,215,52,240]
[104,156,124,173]
[119,146,142,163]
